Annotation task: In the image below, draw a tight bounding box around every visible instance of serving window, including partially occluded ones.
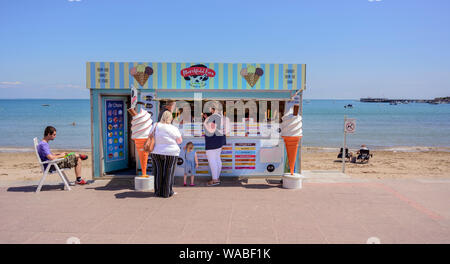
[167,100,285,138]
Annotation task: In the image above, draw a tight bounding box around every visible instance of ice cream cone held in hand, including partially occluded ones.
[130,108,153,177]
[280,105,302,175]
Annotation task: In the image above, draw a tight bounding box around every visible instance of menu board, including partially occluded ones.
[192,142,208,175]
[180,123,204,137]
[175,138,285,177]
[221,144,233,174]
[105,100,125,162]
[178,122,281,138]
[140,92,156,120]
[184,142,234,176]
[234,143,256,169]
[141,92,156,174]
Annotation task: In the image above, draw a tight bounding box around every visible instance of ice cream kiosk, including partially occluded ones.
[87,62,305,187]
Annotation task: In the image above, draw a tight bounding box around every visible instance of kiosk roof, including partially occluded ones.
[86,62,305,91]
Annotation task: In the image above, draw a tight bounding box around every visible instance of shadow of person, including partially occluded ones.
[7,184,66,193]
[115,191,155,199]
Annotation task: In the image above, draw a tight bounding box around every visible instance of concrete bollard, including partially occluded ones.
[134,176,154,191]
[282,173,305,189]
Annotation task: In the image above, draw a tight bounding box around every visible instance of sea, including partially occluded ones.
[0,99,449,152]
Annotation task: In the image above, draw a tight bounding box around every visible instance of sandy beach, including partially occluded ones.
[1,147,449,183]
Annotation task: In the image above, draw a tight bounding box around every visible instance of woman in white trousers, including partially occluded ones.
[203,103,227,186]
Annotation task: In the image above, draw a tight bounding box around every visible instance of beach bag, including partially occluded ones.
[144,123,158,153]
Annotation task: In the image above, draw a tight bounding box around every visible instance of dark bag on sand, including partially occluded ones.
[144,123,158,153]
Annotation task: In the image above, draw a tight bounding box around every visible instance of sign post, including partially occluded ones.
[342,117,356,173]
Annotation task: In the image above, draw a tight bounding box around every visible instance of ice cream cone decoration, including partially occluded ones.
[134,138,149,177]
[280,105,302,175]
[130,108,153,177]
[130,64,153,86]
[283,136,301,175]
[240,65,264,87]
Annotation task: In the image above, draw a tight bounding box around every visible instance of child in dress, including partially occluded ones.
[183,142,198,186]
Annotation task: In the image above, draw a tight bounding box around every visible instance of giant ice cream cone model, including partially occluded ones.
[280,106,302,175]
[130,108,153,177]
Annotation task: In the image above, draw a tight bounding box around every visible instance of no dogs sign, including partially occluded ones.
[344,119,356,133]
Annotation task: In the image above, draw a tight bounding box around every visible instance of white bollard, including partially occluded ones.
[134,176,154,191]
[282,173,305,189]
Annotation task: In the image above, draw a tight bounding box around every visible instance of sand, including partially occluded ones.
[0,149,92,183]
[1,147,450,183]
[302,147,450,179]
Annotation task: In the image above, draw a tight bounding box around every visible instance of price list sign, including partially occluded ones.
[105,100,125,162]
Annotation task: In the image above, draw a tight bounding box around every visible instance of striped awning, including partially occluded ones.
[86,62,306,91]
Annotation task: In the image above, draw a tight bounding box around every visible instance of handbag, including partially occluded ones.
[144,123,158,153]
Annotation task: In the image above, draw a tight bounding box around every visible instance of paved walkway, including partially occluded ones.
[0,173,449,244]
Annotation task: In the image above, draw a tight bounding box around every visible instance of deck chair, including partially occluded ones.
[337,148,351,160]
[33,137,72,193]
[357,149,373,163]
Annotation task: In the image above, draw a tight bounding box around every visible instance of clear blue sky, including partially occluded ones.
[1,0,449,99]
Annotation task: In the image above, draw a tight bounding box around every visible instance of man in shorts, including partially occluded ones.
[37,126,88,185]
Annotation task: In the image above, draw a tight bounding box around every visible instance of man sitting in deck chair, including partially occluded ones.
[337,147,352,161]
[37,126,88,185]
[356,144,373,163]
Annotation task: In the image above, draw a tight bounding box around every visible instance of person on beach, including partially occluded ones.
[355,144,370,157]
[360,144,369,151]
[37,126,88,185]
[183,142,198,186]
[149,111,183,198]
[203,102,227,186]
[158,100,176,122]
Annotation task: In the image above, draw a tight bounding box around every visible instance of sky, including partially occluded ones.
[0,0,449,99]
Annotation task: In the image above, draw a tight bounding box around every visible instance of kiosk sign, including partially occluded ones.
[181,64,216,88]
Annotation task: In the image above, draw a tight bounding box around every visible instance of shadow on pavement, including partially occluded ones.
[7,184,65,193]
[115,191,155,199]
[242,179,283,189]
[172,177,282,189]
[86,178,134,191]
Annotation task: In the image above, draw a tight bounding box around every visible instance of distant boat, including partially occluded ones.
[41,104,50,106]
[344,104,353,108]
[389,102,397,105]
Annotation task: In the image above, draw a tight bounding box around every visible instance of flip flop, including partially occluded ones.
[189,183,195,186]
[207,181,221,186]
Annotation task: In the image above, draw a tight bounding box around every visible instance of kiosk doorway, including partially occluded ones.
[101,95,136,176]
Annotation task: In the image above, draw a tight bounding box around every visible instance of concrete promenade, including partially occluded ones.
[0,172,449,244]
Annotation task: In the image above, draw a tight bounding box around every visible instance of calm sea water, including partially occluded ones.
[0,99,449,151]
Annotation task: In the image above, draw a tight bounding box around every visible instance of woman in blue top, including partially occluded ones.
[203,102,227,186]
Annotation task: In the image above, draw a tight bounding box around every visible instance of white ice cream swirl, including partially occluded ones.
[280,108,302,137]
[131,109,153,139]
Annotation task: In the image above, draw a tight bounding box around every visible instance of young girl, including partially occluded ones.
[183,142,198,186]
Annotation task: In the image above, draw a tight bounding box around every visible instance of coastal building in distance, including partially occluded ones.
[360,97,450,104]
